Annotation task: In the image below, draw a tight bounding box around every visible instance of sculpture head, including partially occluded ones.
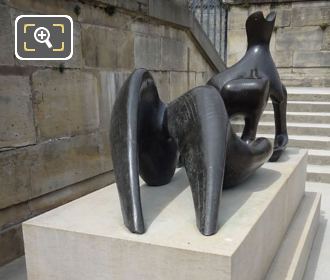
[246,11,276,47]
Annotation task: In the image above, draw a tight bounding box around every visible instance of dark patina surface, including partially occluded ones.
[110,11,288,236]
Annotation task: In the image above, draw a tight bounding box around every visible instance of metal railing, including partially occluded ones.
[188,0,228,64]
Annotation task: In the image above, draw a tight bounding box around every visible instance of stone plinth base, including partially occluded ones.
[23,149,317,280]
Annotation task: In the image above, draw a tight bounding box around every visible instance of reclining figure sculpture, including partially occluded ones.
[110,11,288,236]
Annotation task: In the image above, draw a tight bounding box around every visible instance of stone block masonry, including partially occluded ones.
[0,0,217,266]
[227,1,330,87]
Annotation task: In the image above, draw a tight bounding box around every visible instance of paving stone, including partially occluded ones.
[82,25,134,70]
[276,27,323,51]
[32,69,99,140]
[0,225,24,266]
[161,37,187,71]
[0,75,36,149]
[293,51,330,67]
[0,6,14,65]
[292,3,330,27]
[134,35,161,69]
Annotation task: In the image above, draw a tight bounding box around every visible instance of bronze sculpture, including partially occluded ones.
[110,11,288,236]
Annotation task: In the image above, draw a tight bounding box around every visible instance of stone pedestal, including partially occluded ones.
[23,149,320,280]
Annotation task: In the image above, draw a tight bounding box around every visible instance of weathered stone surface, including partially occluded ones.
[293,51,330,67]
[0,130,111,210]
[32,69,99,140]
[0,6,14,65]
[323,27,330,50]
[0,200,31,232]
[78,4,132,28]
[169,71,188,100]
[275,9,291,28]
[28,170,114,218]
[228,6,248,30]
[0,225,24,266]
[161,37,187,71]
[8,0,77,18]
[0,170,113,267]
[188,72,196,90]
[273,50,293,68]
[227,29,247,66]
[30,131,111,199]
[131,21,165,37]
[0,75,36,149]
[248,4,271,18]
[134,35,161,69]
[276,27,323,51]
[249,4,292,28]
[292,3,330,27]
[292,67,330,76]
[99,71,130,130]
[82,25,134,70]
[0,147,32,209]
[150,71,171,103]
[196,72,207,86]
[188,44,210,72]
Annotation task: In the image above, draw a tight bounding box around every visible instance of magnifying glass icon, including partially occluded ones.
[34,27,53,49]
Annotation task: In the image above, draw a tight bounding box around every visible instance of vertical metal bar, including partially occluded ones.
[213,0,216,45]
[219,1,222,57]
[200,0,204,25]
[224,6,228,64]
[207,0,210,35]
[192,0,196,15]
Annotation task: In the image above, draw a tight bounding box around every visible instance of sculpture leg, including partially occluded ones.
[110,69,178,234]
[167,86,229,235]
[270,84,288,162]
[241,112,260,143]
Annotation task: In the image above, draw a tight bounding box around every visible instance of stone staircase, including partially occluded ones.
[232,87,330,184]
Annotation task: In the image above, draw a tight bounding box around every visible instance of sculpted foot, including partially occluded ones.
[167,86,229,235]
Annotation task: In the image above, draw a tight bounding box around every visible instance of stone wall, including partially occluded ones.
[0,0,216,265]
[227,1,330,87]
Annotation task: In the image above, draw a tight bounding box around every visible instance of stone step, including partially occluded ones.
[307,164,330,184]
[308,149,330,165]
[266,101,330,112]
[232,122,330,137]
[258,134,330,150]
[266,192,321,280]
[260,111,330,124]
[287,87,330,102]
